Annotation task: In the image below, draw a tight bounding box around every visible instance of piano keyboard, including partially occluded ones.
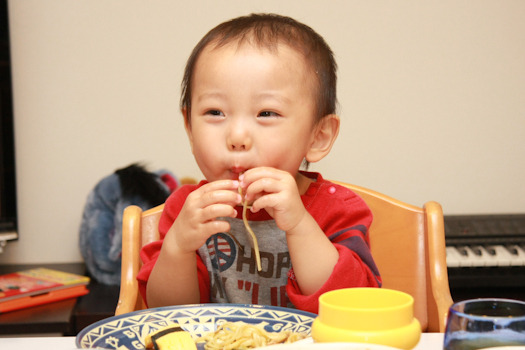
[446,244,525,267]
[444,214,525,288]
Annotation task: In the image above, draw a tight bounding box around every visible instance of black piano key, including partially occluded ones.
[484,245,497,255]
[471,246,483,256]
[505,245,519,256]
[457,246,469,256]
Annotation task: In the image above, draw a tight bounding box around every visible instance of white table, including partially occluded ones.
[0,333,444,349]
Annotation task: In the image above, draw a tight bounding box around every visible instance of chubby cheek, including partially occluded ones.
[189,126,219,163]
[260,142,305,173]
[192,143,220,176]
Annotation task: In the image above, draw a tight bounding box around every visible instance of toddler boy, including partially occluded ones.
[137,13,381,313]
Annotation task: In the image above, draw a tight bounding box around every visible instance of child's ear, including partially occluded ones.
[182,108,194,152]
[305,114,340,163]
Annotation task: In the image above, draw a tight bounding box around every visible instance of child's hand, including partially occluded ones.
[166,180,241,253]
[240,168,306,233]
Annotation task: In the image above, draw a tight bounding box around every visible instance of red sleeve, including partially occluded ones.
[286,179,381,313]
[136,183,211,306]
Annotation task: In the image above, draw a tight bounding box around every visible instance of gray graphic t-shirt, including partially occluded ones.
[197,216,293,308]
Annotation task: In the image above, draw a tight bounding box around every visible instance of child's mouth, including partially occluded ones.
[230,166,247,179]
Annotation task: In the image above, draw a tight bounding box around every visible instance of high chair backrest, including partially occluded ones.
[331,181,453,332]
[115,181,453,332]
[116,204,164,314]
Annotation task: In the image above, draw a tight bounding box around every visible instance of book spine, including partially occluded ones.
[0,285,89,313]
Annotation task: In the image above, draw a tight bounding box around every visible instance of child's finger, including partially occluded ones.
[201,219,232,237]
[246,177,280,193]
[200,203,238,223]
[202,179,240,191]
[194,179,241,206]
[241,167,285,185]
[200,189,242,207]
[250,192,280,213]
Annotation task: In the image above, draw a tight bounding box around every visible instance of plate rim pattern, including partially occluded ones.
[76,303,317,349]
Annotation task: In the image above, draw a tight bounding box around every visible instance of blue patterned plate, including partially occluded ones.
[76,304,317,349]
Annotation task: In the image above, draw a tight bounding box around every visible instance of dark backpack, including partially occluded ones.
[79,163,177,284]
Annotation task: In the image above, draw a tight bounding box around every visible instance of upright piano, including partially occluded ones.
[445,214,525,301]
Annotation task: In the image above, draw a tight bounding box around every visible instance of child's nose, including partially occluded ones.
[227,120,252,151]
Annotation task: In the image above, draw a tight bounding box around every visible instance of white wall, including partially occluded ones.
[2,0,524,264]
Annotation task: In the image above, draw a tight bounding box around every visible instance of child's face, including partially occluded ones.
[185,41,320,182]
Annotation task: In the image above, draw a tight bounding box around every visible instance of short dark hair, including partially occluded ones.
[180,13,337,125]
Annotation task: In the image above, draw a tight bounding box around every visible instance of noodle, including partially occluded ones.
[195,321,306,350]
[238,186,262,271]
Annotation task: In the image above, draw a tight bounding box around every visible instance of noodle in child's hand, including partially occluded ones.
[238,185,262,271]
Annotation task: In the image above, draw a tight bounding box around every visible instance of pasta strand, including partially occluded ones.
[238,186,262,271]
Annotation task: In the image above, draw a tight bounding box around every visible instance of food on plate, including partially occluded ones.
[195,321,307,350]
[144,324,197,350]
[238,185,262,271]
[143,321,306,350]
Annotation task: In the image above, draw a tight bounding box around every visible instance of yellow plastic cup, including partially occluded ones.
[312,288,421,350]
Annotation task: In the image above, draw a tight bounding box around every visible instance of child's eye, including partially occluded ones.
[258,111,280,118]
[205,109,224,117]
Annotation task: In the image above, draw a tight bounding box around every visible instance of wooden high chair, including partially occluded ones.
[115,181,453,332]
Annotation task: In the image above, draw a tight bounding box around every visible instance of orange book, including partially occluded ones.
[0,267,90,313]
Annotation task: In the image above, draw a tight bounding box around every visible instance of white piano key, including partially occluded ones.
[506,244,525,266]
[455,246,471,267]
[516,245,525,265]
[446,246,462,267]
[484,245,501,264]
[490,245,514,266]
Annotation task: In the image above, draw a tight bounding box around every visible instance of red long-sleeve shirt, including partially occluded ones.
[137,172,381,313]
